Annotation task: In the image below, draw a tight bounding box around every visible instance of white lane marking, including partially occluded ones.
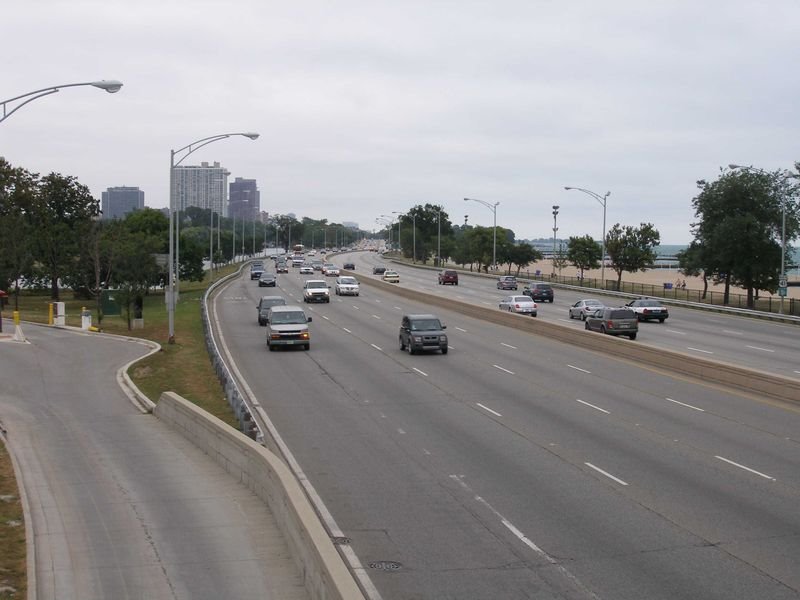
[493,364,515,375]
[456,327,468,332]
[449,476,598,598]
[665,329,686,335]
[397,428,406,435]
[723,329,743,336]
[576,399,610,414]
[687,347,714,354]
[795,370,800,375]
[352,305,360,310]
[665,397,705,412]
[375,299,382,303]
[322,315,330,320]
[585,462,629,486]
[715,456,776,481]
[500,342,518,349]
[568,364,591,374]
[393,306,402,310]
[412,367,428,377]
[481,301,492,305]
[746,345,775,353]
[372,314,381,320]
[423,449,431,455]
[477,403,502,417]
[343,327,352,334]
[558,318,572,323]
[456,295,465,299]
[370,344,382,351]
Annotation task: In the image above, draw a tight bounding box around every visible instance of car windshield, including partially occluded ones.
[511,296,529,303]
[410,319,441,331]
[339,277,357,284]
[307,281,326,288]
[272,311,307,324]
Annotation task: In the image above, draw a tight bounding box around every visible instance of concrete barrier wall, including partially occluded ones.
[357,275,800,405]
[154,392,365,600]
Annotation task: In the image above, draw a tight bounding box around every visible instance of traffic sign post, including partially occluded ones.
[779,287,787,297]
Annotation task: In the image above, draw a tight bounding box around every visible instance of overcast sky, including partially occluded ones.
[3,1,799,243]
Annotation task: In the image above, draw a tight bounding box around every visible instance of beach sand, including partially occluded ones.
[519,259,800,300]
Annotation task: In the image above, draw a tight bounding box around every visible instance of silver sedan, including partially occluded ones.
[499,295,538,316]
[568,298,605,321]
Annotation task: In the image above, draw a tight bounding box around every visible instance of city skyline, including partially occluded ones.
[4,2,800,244]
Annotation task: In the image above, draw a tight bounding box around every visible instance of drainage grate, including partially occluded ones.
[369,560,402,571]
[331,536,351,545]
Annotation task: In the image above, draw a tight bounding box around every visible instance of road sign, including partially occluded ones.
[779,287,787,297]
[779,277,787,288]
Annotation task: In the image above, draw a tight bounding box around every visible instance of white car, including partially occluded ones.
[323,264,340,276]
[499,295,537,316]
[299,265,314,274]
[335,276,360,296]
[382,270,400,283]
[302,279,330,303]
[568,299,605,321]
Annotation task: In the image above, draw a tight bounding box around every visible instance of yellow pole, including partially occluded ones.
[48,303,54,325]
[13,311,20,325]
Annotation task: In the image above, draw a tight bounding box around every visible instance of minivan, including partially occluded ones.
[265,305,312,350]
[523,282,554,302]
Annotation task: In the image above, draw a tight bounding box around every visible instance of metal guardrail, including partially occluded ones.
[202,266,263,442]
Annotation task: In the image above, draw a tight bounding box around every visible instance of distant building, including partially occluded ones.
[101,186,144,220]
[173,161,229,216]
[229,177,260,221]
[342,221,359,230]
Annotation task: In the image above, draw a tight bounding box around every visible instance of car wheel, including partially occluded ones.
[629,333,637,340]
[580,313,586,321]
[658,318,665,323]
[399,336,406,351]
[268,343,275,351]
[441,347,448,355]
[637,315,643,322]
[304,344,310,351]
[326,298,330,303]
[600,325,607,334]
[531,312,537,317]
[584,322,590,330]
[407,343,415,355]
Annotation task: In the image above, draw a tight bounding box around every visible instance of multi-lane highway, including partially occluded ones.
[214,254,800,600]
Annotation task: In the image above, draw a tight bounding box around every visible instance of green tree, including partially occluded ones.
[676,241,710,299]
[29,173,100,300]
[503,243,542,276]
[689,167,800,307]
[567,235,602,279]
[108,229,161,330]
[605,223,661,289]
[0,160,38,306]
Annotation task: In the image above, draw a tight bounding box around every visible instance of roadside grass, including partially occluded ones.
[0,265,242,590]
[0,440,26,600]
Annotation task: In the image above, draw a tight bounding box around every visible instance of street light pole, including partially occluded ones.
[1,80,123,124]
[168,132,259,344]
[436,207,442,267]
[564,187,610,284]
[729,164,791,314]
[464,198,499,271]
[552,205,559,276]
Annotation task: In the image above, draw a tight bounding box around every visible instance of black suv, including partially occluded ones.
[523,282,554,302]
[399,314,448,355]
[373,266,387,275]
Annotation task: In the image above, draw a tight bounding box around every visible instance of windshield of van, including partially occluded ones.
[272,311,307,324]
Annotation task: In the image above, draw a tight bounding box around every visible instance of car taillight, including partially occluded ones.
[606,320,614,328]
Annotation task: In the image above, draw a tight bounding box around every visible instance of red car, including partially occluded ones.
[438,270,459,285]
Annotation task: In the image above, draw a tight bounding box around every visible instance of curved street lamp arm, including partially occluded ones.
[171,132,260,167]
[1,80,123,124]
[464,197,499,212]
[563,186,610,206]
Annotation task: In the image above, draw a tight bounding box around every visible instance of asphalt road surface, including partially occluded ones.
[217,257,800,600]
[0,325,307,600]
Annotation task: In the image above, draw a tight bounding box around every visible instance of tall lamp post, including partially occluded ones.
[168,132,259,344]
[382,214,400,252]
[564,187,610,284]
[1,80,123,124]
[394,211,417,262]
[729,164,790,314]
[552,205,559,276]
[435,206,443,267]
[464,198,499,271]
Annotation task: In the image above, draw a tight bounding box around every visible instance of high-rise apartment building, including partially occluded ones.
[101,186,144,219]
[173,161,230,216]
[229,177,260,221]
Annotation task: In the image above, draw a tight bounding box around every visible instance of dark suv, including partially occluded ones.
[373,266,387,275]
[523,282,554,302]
[584,307,638,340]
[438,270,459,285]
[399,314,448,355]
